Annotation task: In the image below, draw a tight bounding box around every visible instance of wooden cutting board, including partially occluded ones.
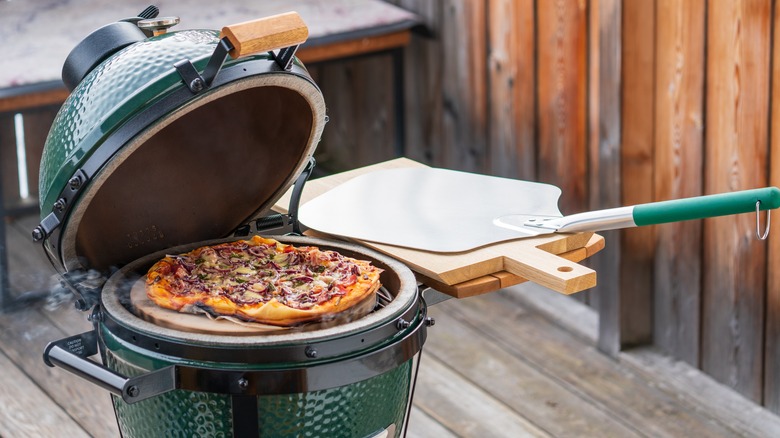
[273,158,602,297]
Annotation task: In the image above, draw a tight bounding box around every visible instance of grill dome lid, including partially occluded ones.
[35,12,326,272]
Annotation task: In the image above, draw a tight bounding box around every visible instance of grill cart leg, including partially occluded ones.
[231,395,259,436]
[0,162,11,310]
[0,196,10,310]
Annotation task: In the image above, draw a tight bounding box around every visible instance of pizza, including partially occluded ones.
[145,236,383,326]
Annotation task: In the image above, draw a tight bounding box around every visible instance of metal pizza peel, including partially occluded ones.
[298,167,780,253]
[298,167,565,252]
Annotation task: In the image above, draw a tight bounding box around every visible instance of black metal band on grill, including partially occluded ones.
[44,300,428,401]
[100,296,421,364]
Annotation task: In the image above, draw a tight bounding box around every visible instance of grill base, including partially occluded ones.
[107,347,414,437]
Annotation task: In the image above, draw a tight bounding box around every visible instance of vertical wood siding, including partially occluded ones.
[592,0,624,355]
[487,0,536,180]
[766,0,780,413]
[381,0,780,410]
[702,0,771,403]
[537,0,588,215]
[618,0,655,350]
[308,56,396,174]
[653,0,706,368]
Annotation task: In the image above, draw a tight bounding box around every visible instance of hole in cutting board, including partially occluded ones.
[558,266,574,273]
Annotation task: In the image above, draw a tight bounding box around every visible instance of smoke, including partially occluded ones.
[43,275,73,311]
[42,269,107,311]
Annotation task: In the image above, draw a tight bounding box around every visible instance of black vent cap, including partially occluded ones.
[62,21,146,91]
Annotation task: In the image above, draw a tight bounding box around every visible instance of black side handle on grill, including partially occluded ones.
[43,330,176,404]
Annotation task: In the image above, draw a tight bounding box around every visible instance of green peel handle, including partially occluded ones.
[633,187,780,226]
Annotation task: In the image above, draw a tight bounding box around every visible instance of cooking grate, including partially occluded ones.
[375,286,393,309]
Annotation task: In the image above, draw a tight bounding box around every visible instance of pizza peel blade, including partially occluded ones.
[297,167,564,253]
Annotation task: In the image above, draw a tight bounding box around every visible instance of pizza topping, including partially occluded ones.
[146,236,383,321]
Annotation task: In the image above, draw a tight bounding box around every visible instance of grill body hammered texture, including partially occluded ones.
[106,346,412,437]
[39,30,233,212]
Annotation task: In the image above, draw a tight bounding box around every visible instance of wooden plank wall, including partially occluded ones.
[370,0,780,412]
[591,0,625,356]
[652,0,705,372]
[703,0,771,404]
[768,0,780,414]
[618,0,654,352]
[304,57,394,175]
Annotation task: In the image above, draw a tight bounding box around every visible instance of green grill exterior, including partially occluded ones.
[39,29,228,213]
[103,325,415,437]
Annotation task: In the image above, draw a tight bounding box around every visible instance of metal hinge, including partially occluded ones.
[233,157,316,237]
[174,37,234,93]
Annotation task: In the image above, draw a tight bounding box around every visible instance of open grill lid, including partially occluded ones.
[34,10,327,274]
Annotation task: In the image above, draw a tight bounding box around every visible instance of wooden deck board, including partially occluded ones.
[2,213,780,437]
[424,308,642,437]
[0,349,91,438]
[0,305,120,437]
[441,294,758,438]
[406,406,459,438]
[414,356,549,437]
[501,283,780,437]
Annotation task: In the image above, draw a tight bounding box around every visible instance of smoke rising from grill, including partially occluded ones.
[44,277,74,311]
[43,269,109,311]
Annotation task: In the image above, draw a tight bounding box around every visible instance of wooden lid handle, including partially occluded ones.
[219,11,308,59]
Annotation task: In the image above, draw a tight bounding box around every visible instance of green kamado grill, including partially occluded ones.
[36,7,431,437]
